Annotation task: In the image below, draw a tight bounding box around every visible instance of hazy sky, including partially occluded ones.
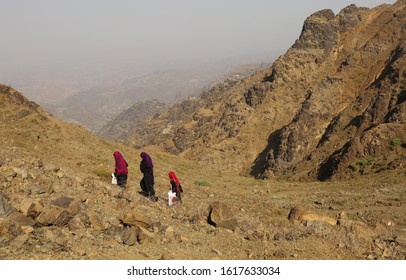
[0,0,397,81]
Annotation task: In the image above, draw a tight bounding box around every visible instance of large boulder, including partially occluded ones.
[120,226,155,246]
[119,212,151,229]
[19,198,44,219]
[288,205,337,226]
[207,201,239,231]
[36,196,79,226]
[67,216,87,232]
[89,214,104,230]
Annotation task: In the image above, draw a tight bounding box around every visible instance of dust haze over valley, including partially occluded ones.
[1,0,406,264]
[1,0,396,132]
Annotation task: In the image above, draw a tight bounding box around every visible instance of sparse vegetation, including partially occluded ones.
[194,180,210,187]
[390,137,402,147]
[94,167,111,180]
[391,196,401,201]
[357,157,375,167]
[374,161,387,170]
[349,157,375,171]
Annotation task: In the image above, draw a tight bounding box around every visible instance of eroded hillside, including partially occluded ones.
[126,2,406,181]
[1,82,406,260]
[1,2,406,262]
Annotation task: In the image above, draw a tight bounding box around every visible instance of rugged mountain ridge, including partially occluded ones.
[2,85,406,261]
[44,60,271,133]
[100,63,269,142]
[126,1,406,181]
[262,2,406,180]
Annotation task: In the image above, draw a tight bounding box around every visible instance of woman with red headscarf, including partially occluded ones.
[113,151,128,188]
[169,171,183,203]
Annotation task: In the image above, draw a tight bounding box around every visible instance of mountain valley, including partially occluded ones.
[1,1,405,261]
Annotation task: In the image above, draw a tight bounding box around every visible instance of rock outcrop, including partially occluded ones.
[126,1,406,180]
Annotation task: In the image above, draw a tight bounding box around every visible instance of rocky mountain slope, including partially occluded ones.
[96,62,269,142]
[126,1,406,181]
[44,68,214,132]
[1,85,406,260]
[97,99,167,141]
[45,60,269,134]
[1,2,406,261]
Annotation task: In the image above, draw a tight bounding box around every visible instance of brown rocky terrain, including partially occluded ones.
[98,62,269,143]
[1,84,405,260]
[1,1,406,261]
[126,1,406,182]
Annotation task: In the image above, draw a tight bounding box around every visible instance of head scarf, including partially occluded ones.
[140,152,153,172]
[114,151,128,175]
[168,171,180,188]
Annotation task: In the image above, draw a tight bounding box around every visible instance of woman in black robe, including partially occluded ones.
[139,152,157,201]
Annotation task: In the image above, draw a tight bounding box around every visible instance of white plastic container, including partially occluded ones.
[168,190,177,206]
[111,173,117,185]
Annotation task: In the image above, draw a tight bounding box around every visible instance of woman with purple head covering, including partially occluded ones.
[139,152,157,201]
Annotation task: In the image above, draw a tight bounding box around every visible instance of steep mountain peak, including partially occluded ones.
[292,8,338,53]
[124,1,405,181]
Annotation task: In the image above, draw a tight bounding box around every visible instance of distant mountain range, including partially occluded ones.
[2,1,404,183]
[120,1,406,181]
[96,62,269,140]
[39,58,273,133]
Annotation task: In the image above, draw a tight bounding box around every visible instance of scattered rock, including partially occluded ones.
[89,214,104,230]
[178,235,190,243]
[338,212,347,220]
[120,187,137,202]
[337,219,375,240]
[121,228,138,246]
[137,226,155,244]
[273,249,289,258]
[10,234,29,248]
[288,205,337,225]
[36,196,79,226]
[207,201,239,231]
[211,248,223,255]
[151,221,164,233]
[102,182,122,197]
[19,199,44,219]
[68,216,86,232]
[56,170,65,178]
[159,253,174,260]
[71,245,86,256]
[0,195,14,217]
[119,212,151,229]
[0,218,23,240]
[164,226,174,239]
[7,212,35,228]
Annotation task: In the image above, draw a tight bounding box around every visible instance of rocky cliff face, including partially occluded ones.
[263,2,406,180]
[127,1,406,180]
